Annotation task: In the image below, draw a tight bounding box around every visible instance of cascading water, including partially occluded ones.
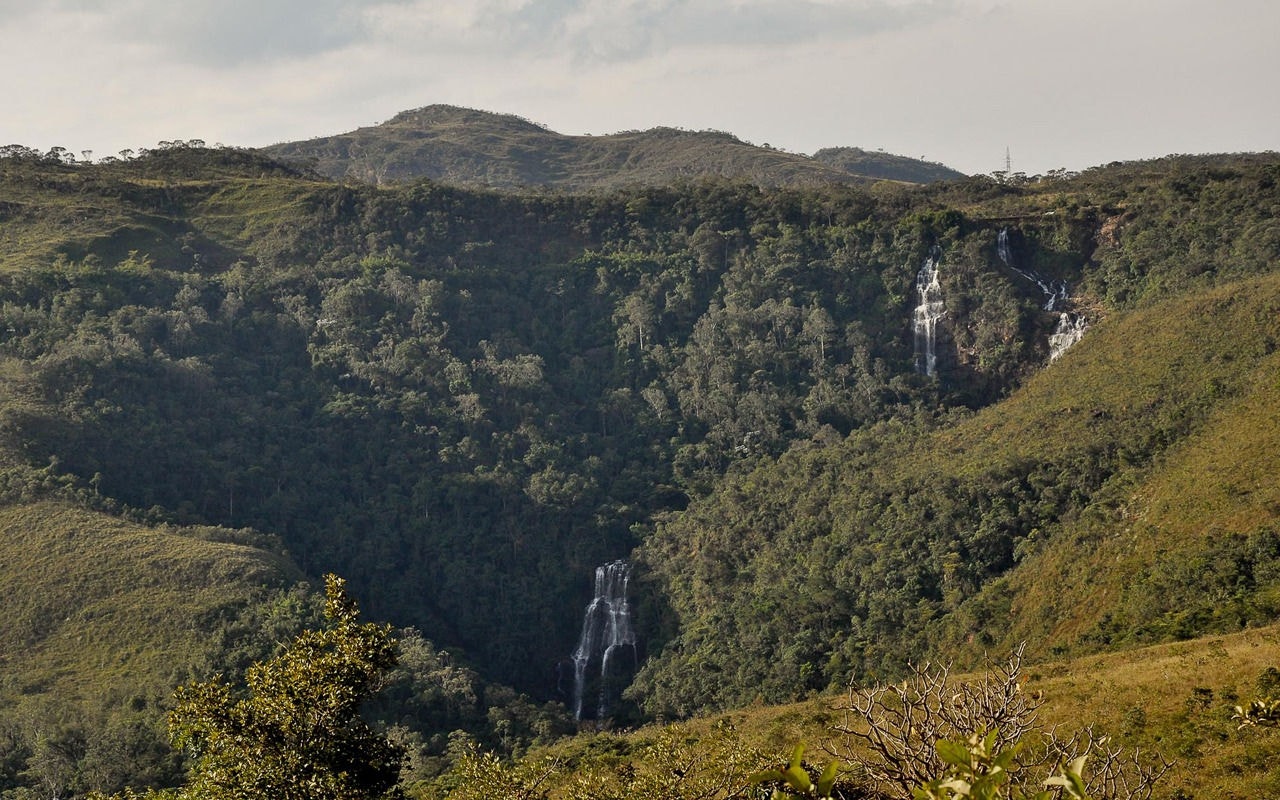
[997,228,1067,311]
[996,226,1015,267]
[570,560,637,721]
[1049,314,1089,361]
[996,227,1088,359]
[912,248,945,376]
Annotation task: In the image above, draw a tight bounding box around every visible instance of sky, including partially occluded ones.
[1,0,1276,176]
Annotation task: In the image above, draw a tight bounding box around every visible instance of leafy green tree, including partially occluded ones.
[168,574,405,800]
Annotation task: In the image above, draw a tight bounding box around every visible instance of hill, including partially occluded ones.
[0,499,305,796]
[814,146,966,183]
[631,267,1280,713]
[430,625,1280,798]
[260,104,965,188]
[0,143,1279,795]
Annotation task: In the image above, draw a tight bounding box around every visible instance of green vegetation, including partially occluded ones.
[166,575,404,800]
[0,501,302,798]
[813,147,966,185]
[0,136,1279,797]
[424,627,1280,798]
[261,105,962,189]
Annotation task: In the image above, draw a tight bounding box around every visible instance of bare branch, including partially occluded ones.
[826,644,1170,800]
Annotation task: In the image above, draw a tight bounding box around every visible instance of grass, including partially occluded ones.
[0,155,333,275]
[0,500,301,706]
[1023,628,1280,798]
[517,626,1280,799]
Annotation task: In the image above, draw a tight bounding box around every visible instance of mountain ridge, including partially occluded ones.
[261,103,966,188]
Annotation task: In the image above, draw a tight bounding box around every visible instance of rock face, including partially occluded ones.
[996,227,1089,361]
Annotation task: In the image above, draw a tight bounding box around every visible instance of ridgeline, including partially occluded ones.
[261,104,964,189]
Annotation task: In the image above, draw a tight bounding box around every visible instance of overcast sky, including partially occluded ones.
[1,0,1276,176]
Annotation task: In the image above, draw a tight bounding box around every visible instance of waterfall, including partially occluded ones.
[912,248,945,376]
[571,560,637,721]
[997,228,1068,311]
[997,228,1087,359]
[1049,313,1089,361]
[997,227,1014,267]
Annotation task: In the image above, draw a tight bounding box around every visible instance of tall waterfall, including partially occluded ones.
[996,226,1015,267]
[997,227,1088,359]
[571,560,637,721]
[912,248,945,376]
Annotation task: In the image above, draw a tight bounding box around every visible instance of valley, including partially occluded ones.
[0,132,1277,798]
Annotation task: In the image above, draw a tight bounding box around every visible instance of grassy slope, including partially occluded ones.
[735,626,1280,799]
[0,164,170,271]
[0,501,301,707]
[0,149,332,276]
[926,274,1280,658]
[519,626,1279,799]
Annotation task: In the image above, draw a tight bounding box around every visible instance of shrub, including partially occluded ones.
[827,645,1170,799]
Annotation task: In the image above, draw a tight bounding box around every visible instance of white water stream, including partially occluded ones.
[997,228,1088,360]
[570,560,637,720]
[912,248,945,376]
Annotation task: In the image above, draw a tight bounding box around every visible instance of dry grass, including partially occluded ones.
[547,628,1280,799]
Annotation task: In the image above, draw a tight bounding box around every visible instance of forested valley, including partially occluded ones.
[1,142,1279,798]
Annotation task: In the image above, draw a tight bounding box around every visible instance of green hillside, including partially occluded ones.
[425,625,1280,799]
[1,142,1279,797]
[0,502,298,698]
[632,229,1280,717]
[0,500,304,796]
[260,104,964,189]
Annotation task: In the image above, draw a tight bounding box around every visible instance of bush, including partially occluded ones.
[827,646,1170,799]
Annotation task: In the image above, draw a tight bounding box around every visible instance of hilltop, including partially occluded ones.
[814,145,966,183]
[260,104,965,188]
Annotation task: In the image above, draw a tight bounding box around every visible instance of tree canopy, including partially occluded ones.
[168,574,404,800]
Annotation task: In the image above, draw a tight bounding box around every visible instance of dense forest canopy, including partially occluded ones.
[2,140,1279,796]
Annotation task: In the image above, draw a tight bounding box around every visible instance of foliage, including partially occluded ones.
[749,743,849,798]
[261,104,955,190]
[167,574,405,800]
[913,732,1090,800]
[428,720,774,800]
[431,741,562,800]
[1232,697,1280,729]
[829,647,1169,800]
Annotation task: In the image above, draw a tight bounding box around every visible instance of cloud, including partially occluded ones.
[367,0,958,64]
[0,0,956,71]
[4,0,414,67]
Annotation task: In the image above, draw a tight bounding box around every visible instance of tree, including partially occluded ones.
[168,574,405,800]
